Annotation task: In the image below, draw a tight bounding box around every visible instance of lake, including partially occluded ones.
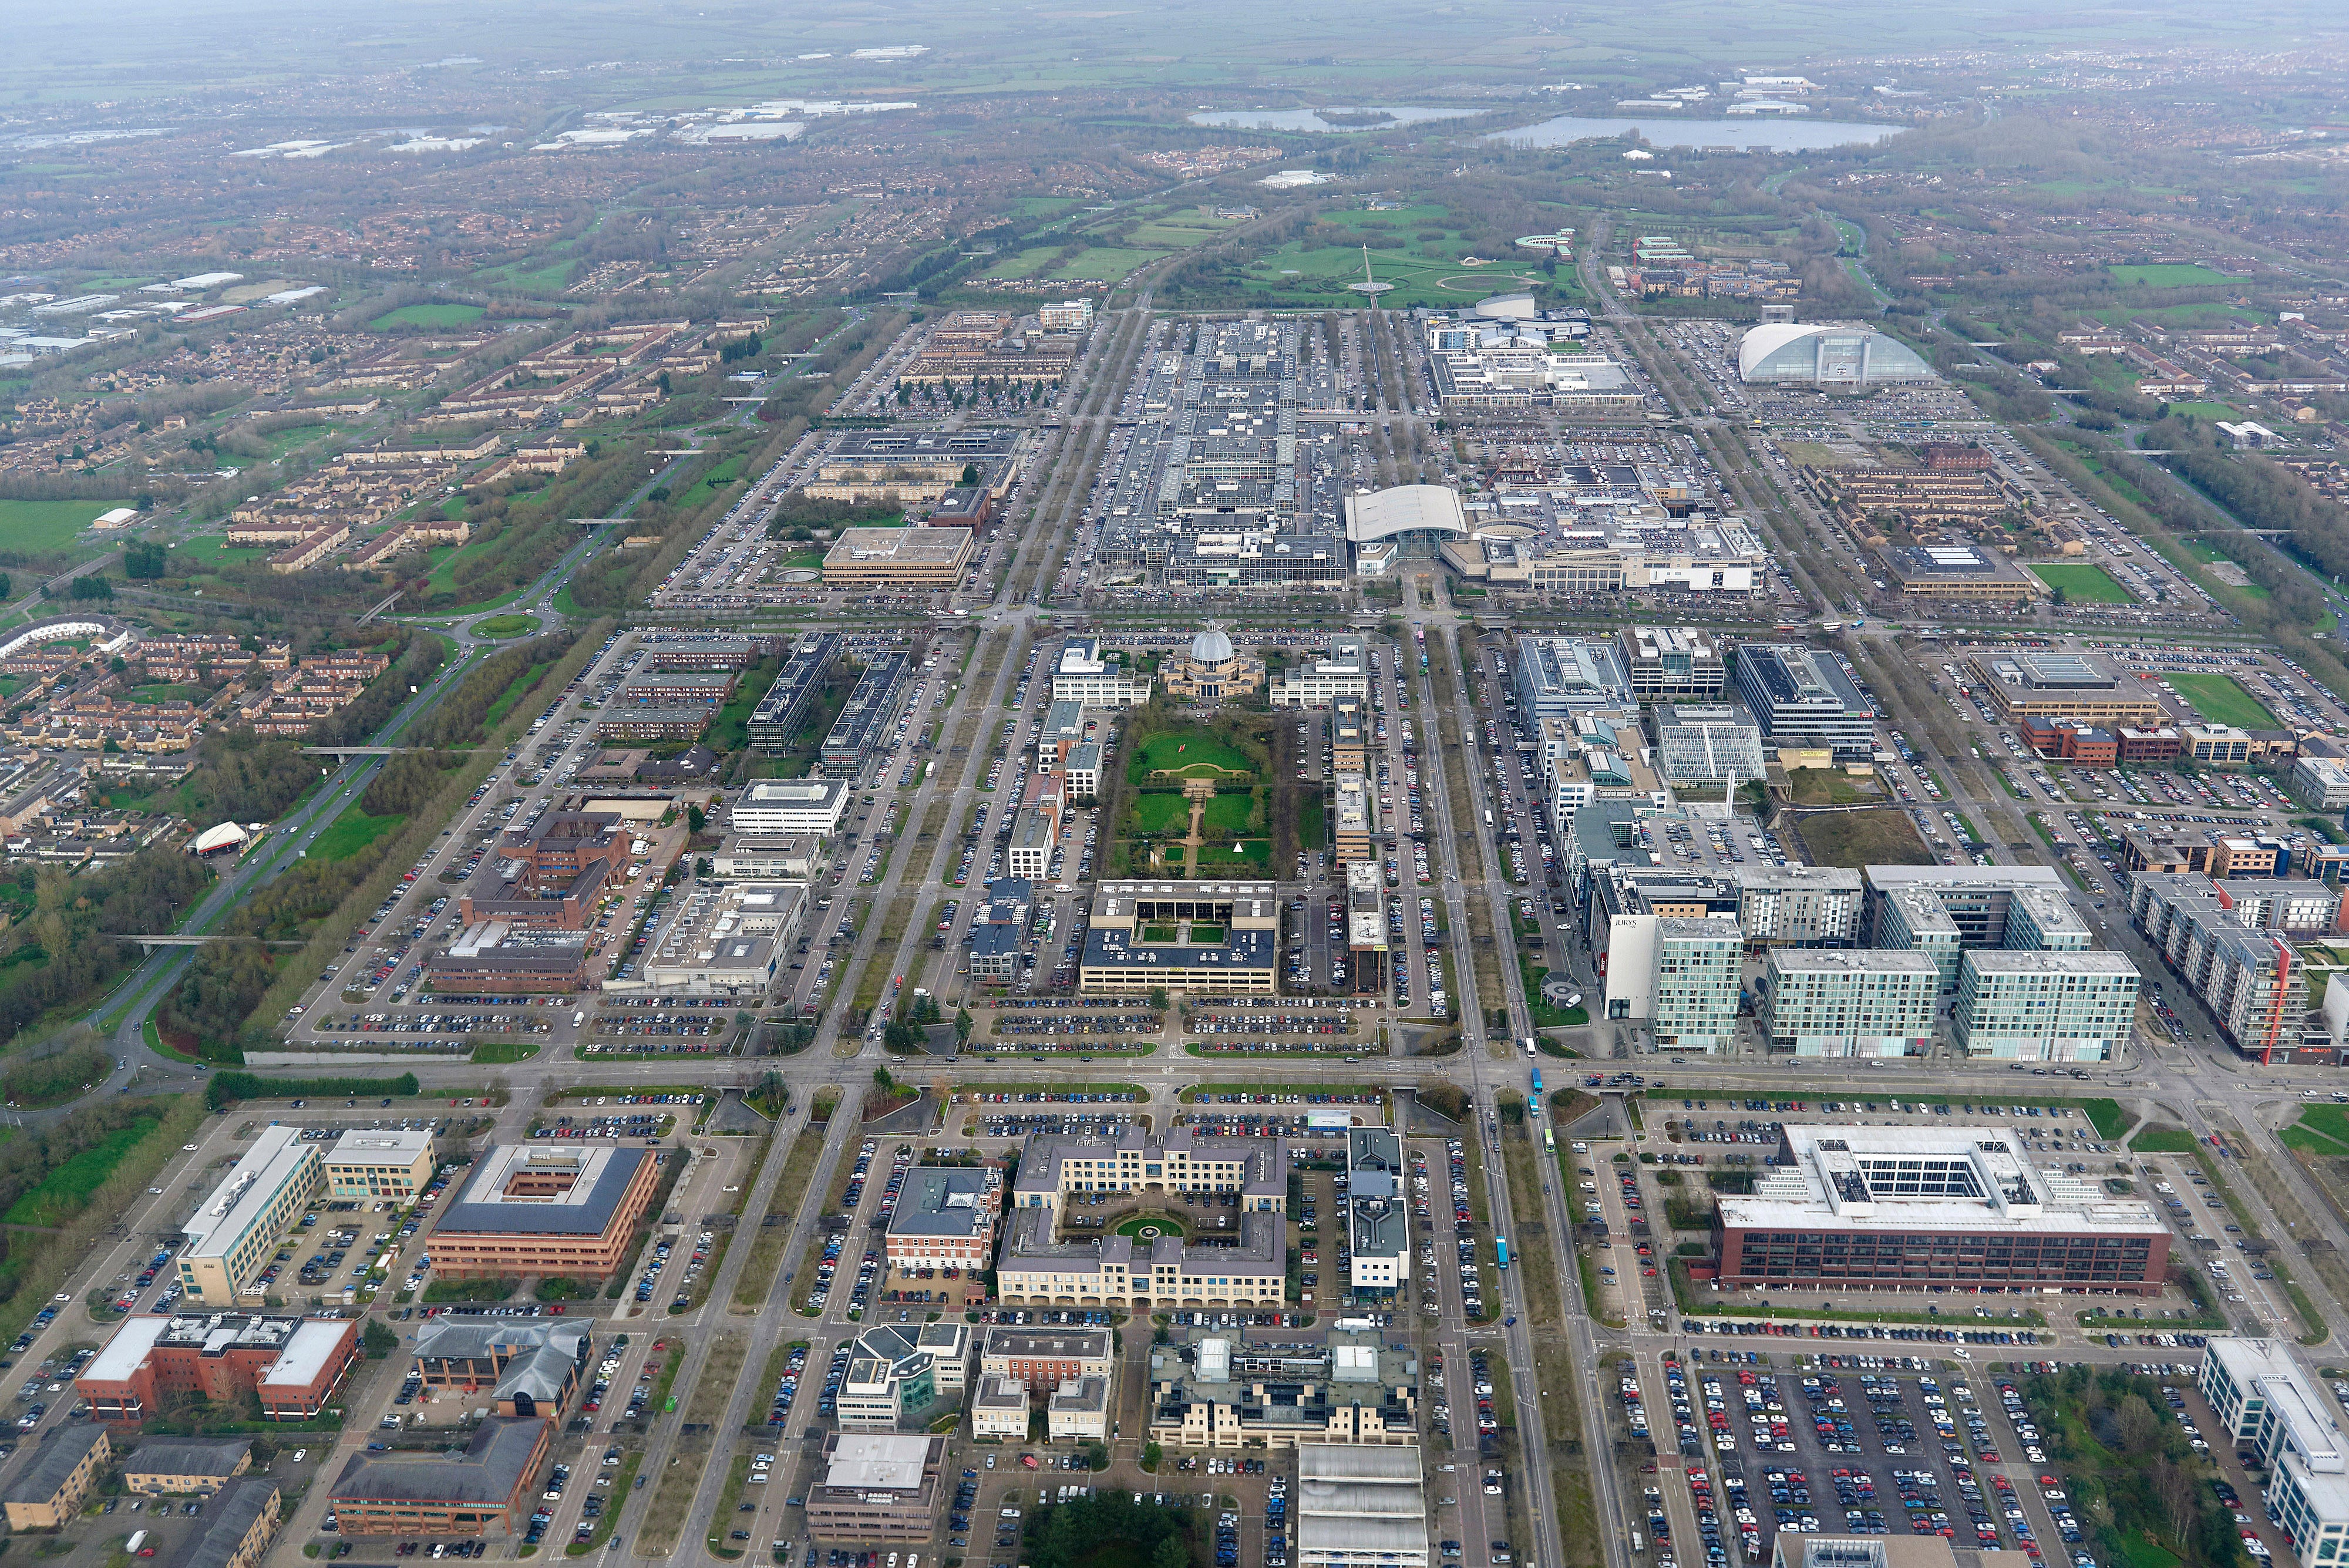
[1487,115,1907,152]
[1188,106,1480,133]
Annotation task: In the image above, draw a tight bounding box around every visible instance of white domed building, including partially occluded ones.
[1161,625,1264,704]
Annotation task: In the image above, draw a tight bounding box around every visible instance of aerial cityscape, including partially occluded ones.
[6,11,2349,1568]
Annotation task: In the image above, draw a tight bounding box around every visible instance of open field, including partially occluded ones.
[1794,808,1934,868]
[2028,562,2133,603]
[312,806,406,863]
[0,498,133,555]
[2165,670,2277,730]
[2109,263,2235,288]
[174,533,267,569]
[1785,768,1881,806]
[372,302,486,329]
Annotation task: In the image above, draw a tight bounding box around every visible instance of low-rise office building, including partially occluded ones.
[1712,1125,2168,1295]
[2292,756,2349,812]
[805,1434,949,1541]
[1051,638,1151,708]
[970,1375,1029,1440]
[832,1323,972,1432]
[1048,1377,1110,1441]
[426,1145,661,1281]
[2200,1338,2349,1568]
[1078,881,1281,996]
[1065,742,1103,800]
[1149,1331,1418,1450]
[638,881,801,997]
[1968,650,2164,728]
[1618,625,1727,701]
[591,706,710,742]
[1345,1129,1409,1294]
[978,1328,1113,1389]
[820,526,974,590]
[748,634,840,751]
[1734,644,1876,758]
[1772,1537,2024,1568]
[731,778,852,836]
[884,1167,1004,1301]
[78,1314,359,1422]
[178,1125,324,1304]
[615,671,738,708]
[325,1129,435,1203]
[327,1417,551,1538]
[1269,637,1371,708]
[426,927,590,994]
[1651,704,1766,789]
[708,835,820,881]
[1011,1128,1287,1218]
[995,1207,1287,1310]
[411,1318,590,1419]
[1007,806,1054,881]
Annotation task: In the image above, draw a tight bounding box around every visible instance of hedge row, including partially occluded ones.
[206,1071,420,1109]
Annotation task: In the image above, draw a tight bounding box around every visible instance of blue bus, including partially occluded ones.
[1530,1068,1544,1096]
[1496,1237,1510,1270]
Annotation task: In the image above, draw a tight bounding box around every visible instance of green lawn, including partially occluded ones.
[127,683,206,704]
[424,536,511,604]
[482,662,556,732]
[2283,1104,2349,1155]
[675,456,743,512]
[1198,839,1270,864]
[4,1118,157,1228]
[2109,264,2234,289]
[372,302,486,330]
[1200,792,1256,833]
[2027,562,2134,604]
[259,423,329,459]
[2165,670,2277,731]
[0,497,136,554]
[312,806,407,862]
[475,613,541,640]
[174,533,268,569]
[2161,401,2242,422]
[478,260,575,294]
[1127,793,1193,835]
[1131,728,1253,781]
[470,1041,541,1064]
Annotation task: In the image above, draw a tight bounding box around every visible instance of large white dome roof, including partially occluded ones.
[1190,627,1236,665]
